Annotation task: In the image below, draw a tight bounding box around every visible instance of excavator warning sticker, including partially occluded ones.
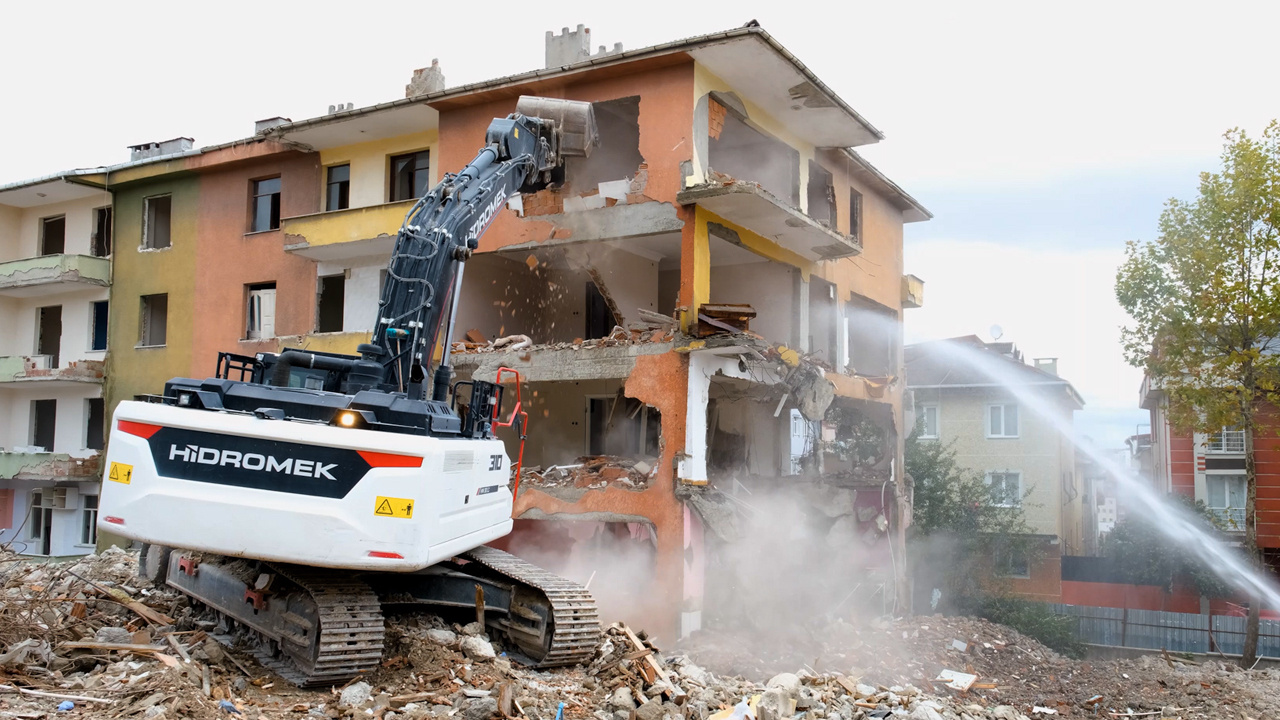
[374,496,414,519]
[108,462,133,485]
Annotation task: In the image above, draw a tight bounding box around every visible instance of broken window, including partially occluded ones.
[585,281,616,339]
[985,471,1022,507]
[987,404,1019,438]
[808,278,838,366]
[806,161,835,227]
[0,490,13,530]
[31,399,56,452]
[587,397,661,457]
[246,283,277,339]
[40,216,65,256]
[918,404,939,439]
[29,491,52,555]
[92,207,113,257]
[86,398,105,452]
[565,96,643,194]
[251,177,282,232]
[327,164,350,211]
[848,188,863,241]
[317,274,345,333]
[81,494,98,545]
[90,300,108,351]
[390,151,430,202]
[708,101,800,206]
[139,293,168,347]
[37,305,61,367]
[846,295,897,376]
[143,195,172,249]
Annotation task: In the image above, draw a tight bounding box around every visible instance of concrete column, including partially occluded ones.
[795,273,810,352]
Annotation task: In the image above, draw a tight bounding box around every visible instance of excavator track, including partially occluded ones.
[165,553,385,688]
[462,546,600,667]
[166,547,597,687]
[255,564,386,687]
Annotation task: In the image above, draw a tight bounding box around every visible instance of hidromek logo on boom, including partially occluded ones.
[168,444,338,480]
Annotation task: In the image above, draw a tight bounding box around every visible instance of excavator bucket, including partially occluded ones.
[516,96,598,158]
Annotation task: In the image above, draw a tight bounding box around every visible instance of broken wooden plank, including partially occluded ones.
[61,641,163,652]
[835,676,860,696]
[391,691,438,709]
[0,685,113,705]
[165,634,192,663]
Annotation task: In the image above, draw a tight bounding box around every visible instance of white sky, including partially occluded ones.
[5,0,1277,447]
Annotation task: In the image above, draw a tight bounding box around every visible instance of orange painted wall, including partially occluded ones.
[435,62,696,253]
[192,151,322,377]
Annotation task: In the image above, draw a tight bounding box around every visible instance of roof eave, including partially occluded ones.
[262,25,885,147]
[842,148,931,223]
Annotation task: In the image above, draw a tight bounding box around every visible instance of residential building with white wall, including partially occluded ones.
[0,172,110,556]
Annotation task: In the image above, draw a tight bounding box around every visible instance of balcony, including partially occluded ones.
[281,201,415,261]
[1207,430,1246,454]
[0,356,105,385]
[0,451,100,481]
[677,180,860,262]
[0,254,110,298]
[1211,507,1247,532]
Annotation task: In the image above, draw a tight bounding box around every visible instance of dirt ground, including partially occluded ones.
[0,549,1276,720]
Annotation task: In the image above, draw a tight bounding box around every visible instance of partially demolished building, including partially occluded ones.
[88,23,928,636]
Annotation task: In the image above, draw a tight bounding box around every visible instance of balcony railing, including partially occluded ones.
[1211,507,1247,531]
[1206,431,1246,454]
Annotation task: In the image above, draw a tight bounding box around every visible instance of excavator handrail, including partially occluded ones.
[493,366,529,509]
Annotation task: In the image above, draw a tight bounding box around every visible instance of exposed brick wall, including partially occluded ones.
[708,99,726,140]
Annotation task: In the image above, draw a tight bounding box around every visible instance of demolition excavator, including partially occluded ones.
[97,97,602,686]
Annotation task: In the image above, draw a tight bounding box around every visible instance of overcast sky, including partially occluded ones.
[5,0,1277,448]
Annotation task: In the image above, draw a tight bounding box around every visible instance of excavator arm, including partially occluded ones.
[366,97,598,400]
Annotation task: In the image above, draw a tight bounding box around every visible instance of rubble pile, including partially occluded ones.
[0,550,1278,719]
[518,456,656,495]
[453,325,677,357]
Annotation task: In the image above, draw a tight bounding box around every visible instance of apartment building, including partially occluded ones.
[1140,379,1280,573]
[0,173,111,556]
[905,336,1085,602]
[89,24,929,635]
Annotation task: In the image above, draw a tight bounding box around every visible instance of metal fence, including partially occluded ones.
[1047,603,1280,658]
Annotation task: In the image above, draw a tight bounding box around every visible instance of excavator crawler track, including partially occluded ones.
[256,564,386,687]
[462,546,600,667]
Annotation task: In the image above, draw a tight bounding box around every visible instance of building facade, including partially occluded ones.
[0,173,111,556]
[905,336,1085,602]
[1140,379,1280,572]
[85,24,928,635]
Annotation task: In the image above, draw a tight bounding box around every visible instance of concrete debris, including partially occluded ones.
[453,325,675,356]
[0,548,1278,720]
[339,681,373,708]
[517,455,655,499]
[460,635,496,660]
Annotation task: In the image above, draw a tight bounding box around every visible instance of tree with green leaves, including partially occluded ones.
[905,428,1034,603]
[1102,496,1233,599]
[1115,120,1280,667]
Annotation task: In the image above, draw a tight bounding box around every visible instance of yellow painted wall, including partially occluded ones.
[281,201,414,249]
[103,176,200,417]
[318,131,439,209]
